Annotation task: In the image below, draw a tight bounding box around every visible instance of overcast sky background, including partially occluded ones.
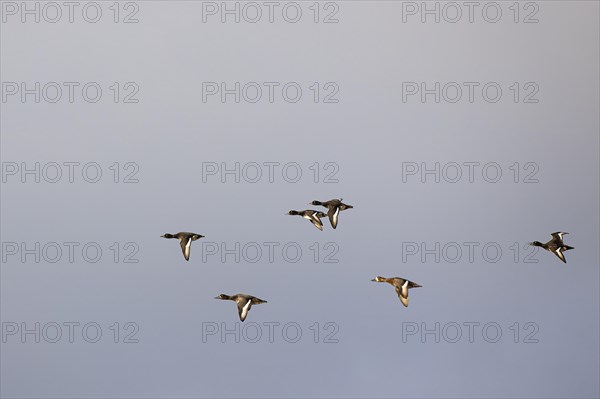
[1,1,599,398]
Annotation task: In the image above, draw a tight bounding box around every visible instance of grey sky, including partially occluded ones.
[1,1,599,398]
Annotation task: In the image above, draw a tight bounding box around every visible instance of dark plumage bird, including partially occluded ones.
[215,294,267,322]
[161,232,204,261]
[529,232,574,263]
[287,210,326,231]
[371,276,422,307]
[310,198,353,229]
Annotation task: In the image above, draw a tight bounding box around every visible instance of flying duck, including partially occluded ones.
[371,276,422,307]
[287,210,326,231]
[215,294,267,322]
[310,198,353,229]
[161,232,204,261]
[529,232,574,263]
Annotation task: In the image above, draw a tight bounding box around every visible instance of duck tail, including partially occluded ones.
[564,245,574,251]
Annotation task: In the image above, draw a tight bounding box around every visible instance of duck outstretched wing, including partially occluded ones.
[237,299,253,322]
[306,213,324,231]
[551,232,567,242]
[552,247,567,263]
[394,286,410,307]
[179,236,192,261]
[327,206,340,229]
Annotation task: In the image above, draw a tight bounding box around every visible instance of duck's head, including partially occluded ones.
[215,294,230,300]
[161,233,174,239]
[310,200,322,206]
[287,210,300,215]
[371,276,385,282]
[529,241,543,247]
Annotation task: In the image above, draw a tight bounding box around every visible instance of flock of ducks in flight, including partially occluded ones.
[161,198,575,321]
[287,198,354,230]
